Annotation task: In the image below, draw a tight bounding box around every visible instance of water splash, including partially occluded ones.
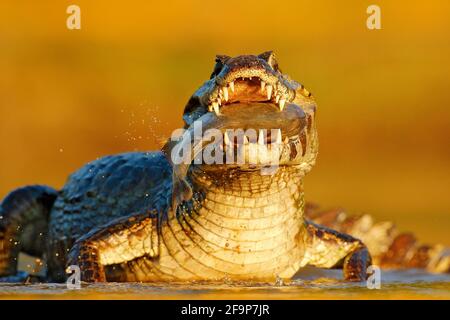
[120,102,170,150]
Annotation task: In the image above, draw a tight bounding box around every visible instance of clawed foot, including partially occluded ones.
[67,241,106,282]
[304,220,372,282]
[343,246,371,282]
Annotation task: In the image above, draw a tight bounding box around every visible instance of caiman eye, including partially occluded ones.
[210,55,231,79]
[258,51,280,72]
[210,61,224,78]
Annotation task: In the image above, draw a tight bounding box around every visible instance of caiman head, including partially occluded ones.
[164,51,318,210]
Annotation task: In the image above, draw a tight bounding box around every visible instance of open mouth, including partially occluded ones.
[207,74,292,115]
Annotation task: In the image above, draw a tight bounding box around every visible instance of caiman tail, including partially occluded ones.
[0,185,58,280]
[305,203,450,273]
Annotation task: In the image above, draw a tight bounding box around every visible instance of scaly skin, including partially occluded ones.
[0,52,448,283]
[305,204,450,273]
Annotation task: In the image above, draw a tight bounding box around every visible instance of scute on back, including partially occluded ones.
[49,152,172,241]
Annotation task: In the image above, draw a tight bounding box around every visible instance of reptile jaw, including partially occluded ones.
[207,76,291,115]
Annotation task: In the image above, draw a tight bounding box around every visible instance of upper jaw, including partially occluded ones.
[203,67,297,115]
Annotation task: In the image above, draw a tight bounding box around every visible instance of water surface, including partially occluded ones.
[1,268,449,300]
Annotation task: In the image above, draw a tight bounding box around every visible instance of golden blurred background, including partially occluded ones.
[0,0,449,244]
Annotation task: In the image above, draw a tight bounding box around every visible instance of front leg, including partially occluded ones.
[304,220,372,281]
[67,213,159,282]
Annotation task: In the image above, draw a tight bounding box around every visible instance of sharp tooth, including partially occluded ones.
[212,102,220,115]
[266,85,273,100]
[275,129,282,144]
[222,87,228,101]
[279,99,286,111]
[248,144,258,164]
[217,98,222,106]
[260,81,266,91]
[229,81,235,92]
[275,95,280,103]
[237,143,245,164]
[258,144,268,163]
[270,145,280,164]
[224,131,231,145]
[258,130,265,145]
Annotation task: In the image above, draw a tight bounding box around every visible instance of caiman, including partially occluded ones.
[0,52,449,283]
